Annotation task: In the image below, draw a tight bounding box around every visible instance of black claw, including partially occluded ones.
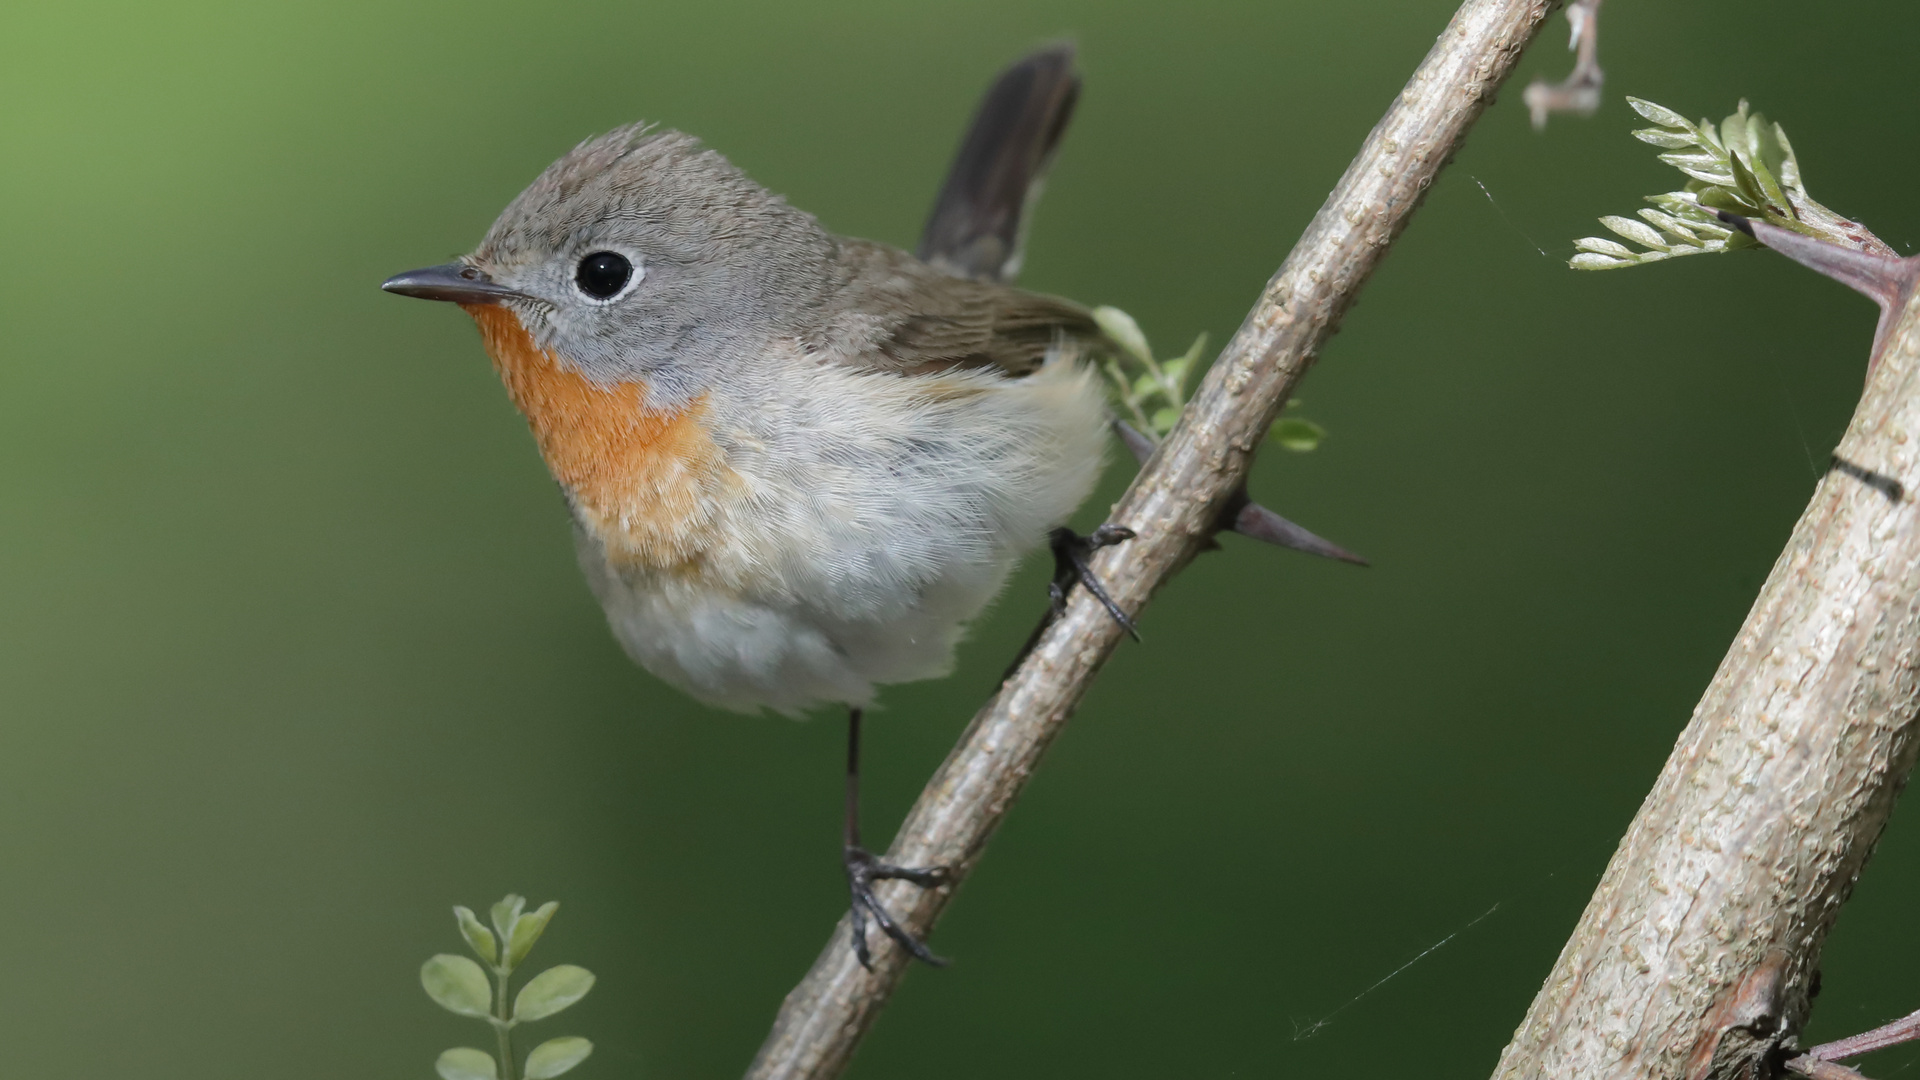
[845,847,949,969]
[870,861,949,889]
[847,881,874,970]
[1049,525,1140,639]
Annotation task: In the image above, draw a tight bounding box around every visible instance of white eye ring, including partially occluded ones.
[573,250,644,305]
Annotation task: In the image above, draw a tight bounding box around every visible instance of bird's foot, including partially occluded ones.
[845,845,950,970]
[1048,524,1139,638]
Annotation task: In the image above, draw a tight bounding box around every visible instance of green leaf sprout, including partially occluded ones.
[1092,305,1324,450]
[437,1048,499,1080]
[1572,97,1888,270]
[513,965,596,1023]
[525,1037,595,1080]
[423,895,595,1080]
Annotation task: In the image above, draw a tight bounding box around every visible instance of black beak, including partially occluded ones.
[380,263,523,304]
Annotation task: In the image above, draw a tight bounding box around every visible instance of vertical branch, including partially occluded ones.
[1491,289,1920,1079]
[746,2,1558,1077]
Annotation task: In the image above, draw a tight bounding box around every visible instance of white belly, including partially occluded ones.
[575,353,1109,716]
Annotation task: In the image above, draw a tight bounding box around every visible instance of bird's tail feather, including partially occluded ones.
[918,44,1080,284]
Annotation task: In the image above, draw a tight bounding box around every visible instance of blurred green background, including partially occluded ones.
[4,1,1919,1076]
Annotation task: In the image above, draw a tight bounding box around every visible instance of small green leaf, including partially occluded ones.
[1771,123,1806,195]
[514,965,596,1022]
[1635,209,1696,242]
[1658,155,1735,188]
[1718,106,1753,154]
[1677,165,1740,189]
[1627,96,1690,129]
[524,1037,594,1079]
[1091,306,1152,365]
[1654,148,1724,171]
[436,1048,499,1080]
[1600,216,1671,251]
[1640,208,1722,242]
[455,907,498,966]
[1149,407,1179,433]
[1646,191,1704,214]
[1569,252,1636,270]
[1631,128,1697,151]
[490,895,526,944]
[1727,148,1787,216]
[1693,185,1760,215]
[1270,418,1326,452]
[421,954,493,1018]
[1573,236,1636,259]
[508,901,559,967]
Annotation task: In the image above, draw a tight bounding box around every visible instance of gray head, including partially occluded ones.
[384,124,835,405]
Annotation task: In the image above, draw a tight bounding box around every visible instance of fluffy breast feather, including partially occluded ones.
[463,311,1109,714]
[464,303,739,572]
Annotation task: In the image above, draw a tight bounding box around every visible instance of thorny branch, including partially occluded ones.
[744,2,1560,1077]
[1524,0,1603,129]
[1489,220,1920,1078]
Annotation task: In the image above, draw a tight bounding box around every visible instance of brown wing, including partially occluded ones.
[829,238,1099,379]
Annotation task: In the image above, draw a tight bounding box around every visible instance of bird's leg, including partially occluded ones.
[842,707,949,970]
[1000,524,1140,681]
[1048,525,1140,638]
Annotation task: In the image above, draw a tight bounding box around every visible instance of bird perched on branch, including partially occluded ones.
[383,45,1352,968]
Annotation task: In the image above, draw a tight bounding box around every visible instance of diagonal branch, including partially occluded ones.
[1489,280,1920,1076]
[745,2,1559,1077]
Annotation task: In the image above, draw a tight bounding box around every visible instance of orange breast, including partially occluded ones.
[463,303,734,571]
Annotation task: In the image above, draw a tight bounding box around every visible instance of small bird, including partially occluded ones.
[385,48,1129,967]
[385,47,1356,968]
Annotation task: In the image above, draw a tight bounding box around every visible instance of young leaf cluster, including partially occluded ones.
[422,895,595,1080]
[1092,305,1323,451]
[1572,98,1871,270]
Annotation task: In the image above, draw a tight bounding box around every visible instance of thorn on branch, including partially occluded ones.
[1112,420,1367,565]
[1523,0,1602,129]
[1718,211,1920,368]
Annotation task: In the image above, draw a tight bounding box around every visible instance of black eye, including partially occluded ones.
[575,251,632,299]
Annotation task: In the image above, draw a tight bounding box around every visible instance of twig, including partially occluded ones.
[1809,1007,1920,1062]
[1488,282,1920,1073]
[1524,0,1603,129]
[1777,1005,1920,1080]
[744,2,1559,1077]
[1787,1057,1875,1080]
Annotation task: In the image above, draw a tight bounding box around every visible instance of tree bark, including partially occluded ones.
[1491,289,1920,1079]
[745,2,1559,1077]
